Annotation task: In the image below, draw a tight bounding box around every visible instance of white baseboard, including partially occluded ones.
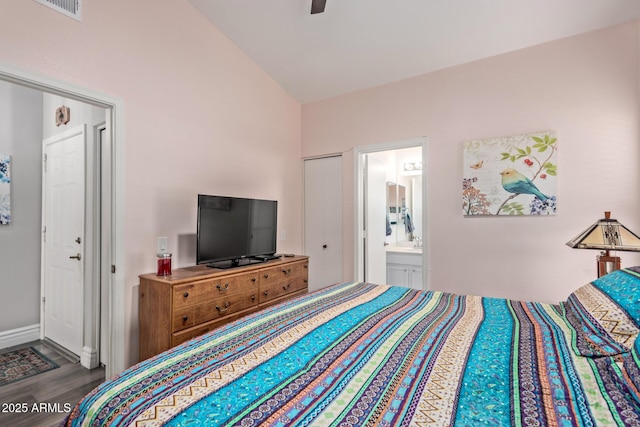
[81,346,98,369]
[0,324,41,350]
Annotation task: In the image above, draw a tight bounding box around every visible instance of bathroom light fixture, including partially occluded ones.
[403,162,422,173]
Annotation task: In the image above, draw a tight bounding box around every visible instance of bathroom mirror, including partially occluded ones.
[386,182,409,240]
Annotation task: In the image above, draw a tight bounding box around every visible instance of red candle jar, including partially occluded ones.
[156,253,172,276]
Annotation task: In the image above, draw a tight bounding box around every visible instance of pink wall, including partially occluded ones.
[3,1,639,367]
[303,21,640,303]
[0,1,302,367]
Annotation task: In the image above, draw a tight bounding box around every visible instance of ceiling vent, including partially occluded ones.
[35,0,81,21]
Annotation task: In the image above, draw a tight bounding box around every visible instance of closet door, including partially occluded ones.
[304,156,343,291]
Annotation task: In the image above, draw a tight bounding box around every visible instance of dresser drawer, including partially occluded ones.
[196,273,258,302]
[173,290,257,333]
[172,306,195,332]
[260,277,307,304]
[172,322,215,347]
[193,290,258,326]
[171,307,259,347]
[259,265,286,286]
[280,276,308,295]
[173,283,197,309]
[173,272,258,309]
[260,260,308,286]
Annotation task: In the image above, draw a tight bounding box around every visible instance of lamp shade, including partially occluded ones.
[566,212,640,252]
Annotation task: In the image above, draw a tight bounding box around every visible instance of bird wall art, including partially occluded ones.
[463,131,557,216]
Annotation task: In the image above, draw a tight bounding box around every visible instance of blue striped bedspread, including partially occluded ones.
[63,281,640,426]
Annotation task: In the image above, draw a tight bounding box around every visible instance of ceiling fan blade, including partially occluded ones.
[311,0,326,14]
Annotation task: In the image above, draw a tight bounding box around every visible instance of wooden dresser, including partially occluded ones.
[139,255,308,360]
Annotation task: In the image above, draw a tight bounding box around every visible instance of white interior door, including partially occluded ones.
[364,154,388,283]
[42,125,86,357]
[304,156,343,291]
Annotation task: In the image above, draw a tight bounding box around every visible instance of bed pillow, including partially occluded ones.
[563,267,640,357]
[563,295,630,357]
[592,267,640,326]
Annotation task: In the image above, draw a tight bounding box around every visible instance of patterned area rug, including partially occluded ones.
[0,347,59,386]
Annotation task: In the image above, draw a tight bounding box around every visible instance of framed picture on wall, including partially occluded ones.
[462,131,557,216]
[0,153,10,224]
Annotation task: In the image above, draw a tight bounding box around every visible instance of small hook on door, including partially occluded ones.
[75,237,81,244]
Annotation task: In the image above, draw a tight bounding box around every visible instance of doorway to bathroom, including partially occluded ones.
[355,138,427,290]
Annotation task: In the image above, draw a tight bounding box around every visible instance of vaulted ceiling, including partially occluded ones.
[188,0,640,103]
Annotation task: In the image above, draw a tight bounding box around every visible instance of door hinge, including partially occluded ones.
[111,265,116,274]
[42,226,46,242]
[43,153,47,173]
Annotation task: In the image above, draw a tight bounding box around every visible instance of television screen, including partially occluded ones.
[197,194,277,267]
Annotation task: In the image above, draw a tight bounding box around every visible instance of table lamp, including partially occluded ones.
[566,211,640,277]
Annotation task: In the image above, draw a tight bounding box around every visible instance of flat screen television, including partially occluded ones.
[196,194,278,269]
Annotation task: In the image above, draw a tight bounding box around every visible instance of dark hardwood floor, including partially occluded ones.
[0,341,105,427]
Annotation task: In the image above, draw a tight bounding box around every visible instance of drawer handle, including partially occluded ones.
[216,282,230,292]
[282,268,291,275]
[251,294,256,301]
[216,302,230,314]
[251,277,257,282]
[263,274,269,279]
[303,264,308,269]
[283,284,291,291]
[182,315,188,322]
[183,292,189,298]
[303,279,308,283]
[263,290,269,296]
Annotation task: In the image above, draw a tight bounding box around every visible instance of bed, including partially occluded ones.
[63,267,640,426]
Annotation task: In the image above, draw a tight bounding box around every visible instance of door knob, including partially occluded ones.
[69,253,81,260]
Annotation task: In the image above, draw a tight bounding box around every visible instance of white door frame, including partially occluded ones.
[354,137,429,288]
[362,153,388,283]
[0,62,126,378]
